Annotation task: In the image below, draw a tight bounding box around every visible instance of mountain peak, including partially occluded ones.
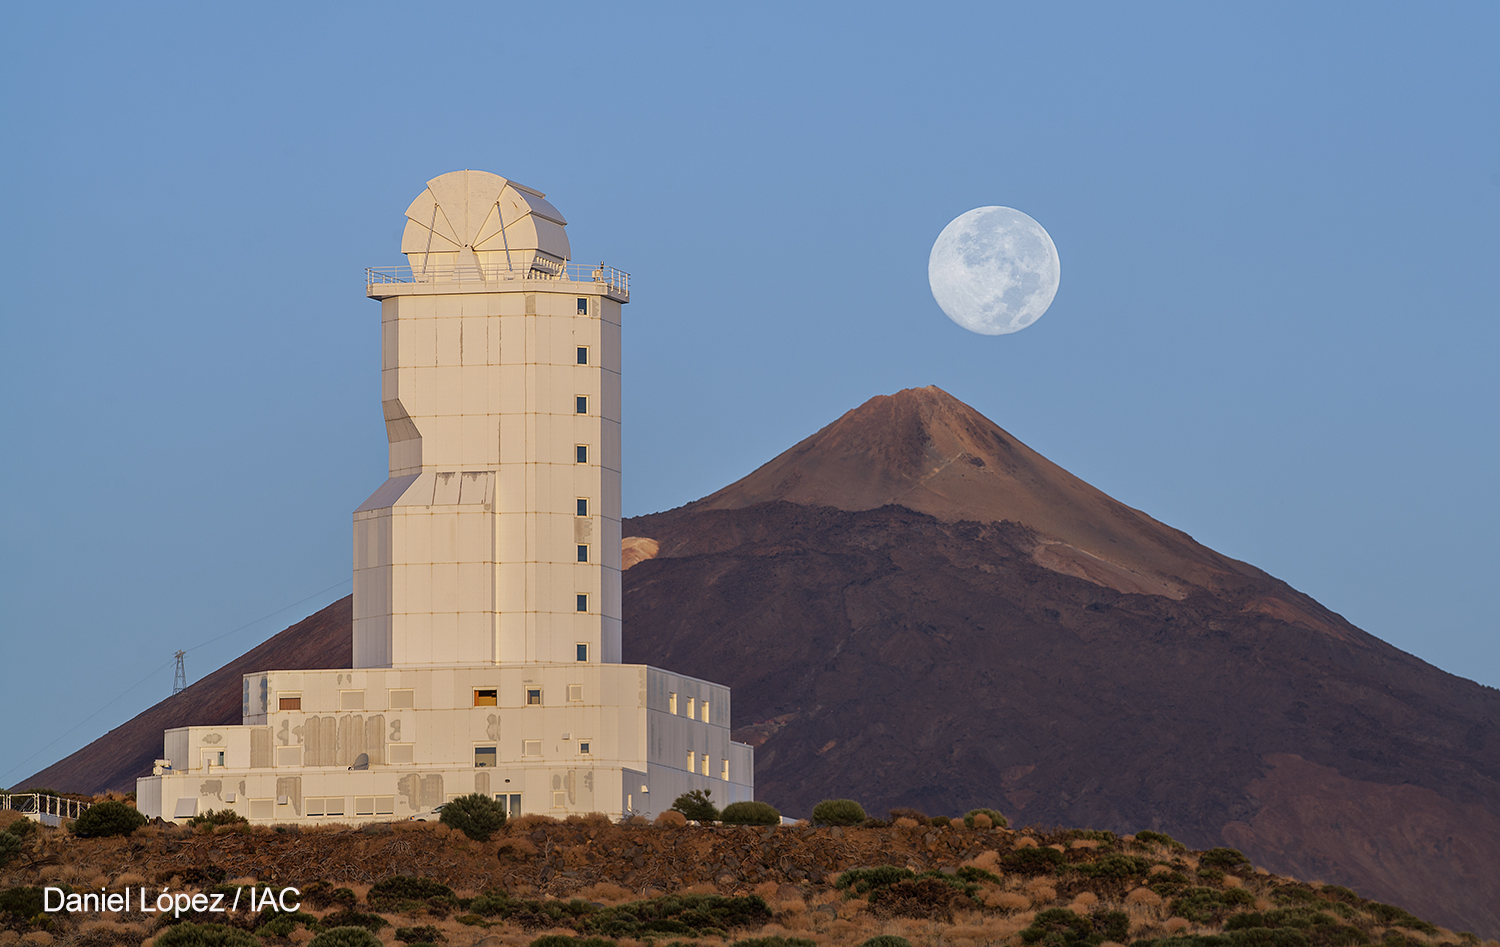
[692,386,1257,598]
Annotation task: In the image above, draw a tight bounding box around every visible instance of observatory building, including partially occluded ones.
[137,171,753,824]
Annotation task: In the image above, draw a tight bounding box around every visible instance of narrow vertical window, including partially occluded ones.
[701,755,709,776]
[668,693,677,714]
[703,702,711,724]
[577,346,588,365]
[576,395,588,414]
[576,544,589,563]
[687,697,696,719]
[576,297,588,315]
[687,750,695,772]
[721,758,729,780]
[575,445,588,464]
[576,498,589,517]
[576,593,588,613]
[576,642,588,662]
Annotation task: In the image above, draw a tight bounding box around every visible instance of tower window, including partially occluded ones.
[576,498,589,517]
[687,750,695,771]
[474,746,496,767]
[576,643,588,662]
[579,741,591,755]
[575,445,588,464]
[703,701,711,724]
[526,688,542,705]
[576,395,588,414]
[669,692,677,714]
[701,754,709,776]
[577,346,588,365]
[577,544,589,563]
[687,696,696,719]
[577,297,588,315]
[576,593,588,612]
[473,689,497,707]
[721,758,729,780]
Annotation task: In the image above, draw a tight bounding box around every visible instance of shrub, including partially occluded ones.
[872,878,971,920]
[836,866,915,895]
[670,789,720,823]
[720,801,780,825]
[5,818,36,838]
[188,809,249,830]
[0,886,47,920]
[1365,902,1437,934]
[1172,887,1257,924]
[1200,847,1252,871]
[1135,830,1187,851]
[155,923,260,947]
[368,876,455,911]
[307,928,384,947]
[256,911,319,937]
[887,807,929,825]
[0,834,20,869]
[301,882,357,910]
[655,810,688,827]
[929,815,951,827]
[1074,853,1151,878]
[859,939,914,947]
[72,800,146,838]
[529,938,618,947]
[318,911,389,932]
[1004,846,1066,874]
[963,808,1008,828]
[581,893,771,939]
[438,792,507,841]
[731,938,817,947]
[395,926,446,943]
[812,799,866,826]
[1019,907,1127,947]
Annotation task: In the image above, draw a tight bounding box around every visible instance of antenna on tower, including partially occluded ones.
[172,650,188,695]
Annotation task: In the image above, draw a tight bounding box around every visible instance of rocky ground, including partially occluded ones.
[2,808,1494,947]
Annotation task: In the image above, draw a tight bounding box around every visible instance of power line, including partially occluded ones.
[1,577,353,789]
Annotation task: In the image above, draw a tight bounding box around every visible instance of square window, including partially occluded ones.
[576,642,588,662]
[576,544,589,563]
[576,395,588,414]
[278,695,301,711]
[575,445,588,464]
[576,593,588,613]
[552,790,566,808]
[568,684,583,702]
[577,297,588,315]
[576,498,589,516]
[474,746,497,767]
[526,688,542,705]
[473,688,497,707]
[576,346,588,365]
[579,741,591,755]
[523,740,541,757]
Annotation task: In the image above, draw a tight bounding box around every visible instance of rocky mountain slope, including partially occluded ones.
[19,387,1499,935]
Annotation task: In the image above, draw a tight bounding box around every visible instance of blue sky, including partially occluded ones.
[2,2,1497,787]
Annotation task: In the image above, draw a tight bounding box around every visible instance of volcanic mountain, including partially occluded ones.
[22,386,1499,935]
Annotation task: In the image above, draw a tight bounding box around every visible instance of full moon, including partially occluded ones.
[928,206,1060,335]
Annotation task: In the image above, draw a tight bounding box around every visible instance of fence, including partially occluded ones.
[365,261,630,299]
[1,792,91,825]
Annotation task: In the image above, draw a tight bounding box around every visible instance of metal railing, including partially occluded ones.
[366,261,630,299]
[1,792,92,823]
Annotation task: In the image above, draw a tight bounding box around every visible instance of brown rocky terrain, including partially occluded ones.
[19,387,1500,936]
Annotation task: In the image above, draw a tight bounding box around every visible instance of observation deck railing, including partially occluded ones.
[366,261,629,299]
[1,792,92,826]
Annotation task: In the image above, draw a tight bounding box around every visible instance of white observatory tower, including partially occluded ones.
[137,172,752,824]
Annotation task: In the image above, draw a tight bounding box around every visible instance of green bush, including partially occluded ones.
[812,799,866,826]
[318,911,388,932]
[836,866,915,895]
[256,911,319,937]
[0,834,20,869]
[962,808,1008,828]
[1199,847,1252,871]
[670,789,720,823]
[5,818,37,838]
[1074,853,1150,879]
[858,938,915,947]
[529,938,618,947]
[72,801,146,838]
[720,801,780,825]
[307,928,384,947]
[929,816,951,827]
[188,809,248,830]
[1365,902,1437,934]
[0,887,47,920]
[579,893,772,939]
[1018,907,1126,947]
[395,926,446,943]
[731,938,817,947]
[1172,887,1257,924]
[155,923,260,947]
[887,807,930,825]
[438,793,507,841]
[368,875,456,909]
[1004,846,1066,874]
[1135,830,1187,851]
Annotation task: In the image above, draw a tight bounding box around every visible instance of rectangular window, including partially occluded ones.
[576,544,589,562]
[576,642,588,662]
[375,796,395,816]
[324,797,345,817]
[305,797,325,817]
[340,690,365,711]
[389,688,415,709]
[525,688,542,705]
[703,702,711,725]
[576,593,588,612]
[579,741,591,755]
[552,790,566,808]
[474,746,497,768]
[577,297,588,315]
[575,395,588,414]
[568,684,583,702]
[576,497,589,516]
[576,346,588,365]
[203,750,225,769]
[250,799,274,820]
[355,796,376,817]
[701,754,709,776]
[687,750,695,771]
[473,688,497,707]
[522,740,541,757]
[388,744,413,764]
[687,697,696,719]
[721,758,729,780]
[575,445,588,464]
[276,746,301,766]
[669,692,677,714]
[278,694,301,711]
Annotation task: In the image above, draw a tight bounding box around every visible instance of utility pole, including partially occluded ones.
[172,650,188,695]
